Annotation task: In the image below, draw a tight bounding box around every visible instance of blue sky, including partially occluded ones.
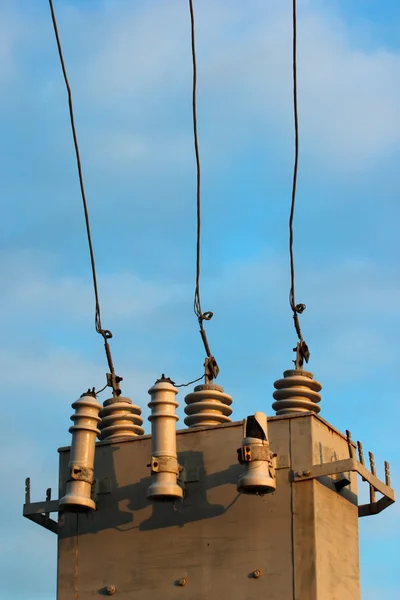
[0,0,399,598]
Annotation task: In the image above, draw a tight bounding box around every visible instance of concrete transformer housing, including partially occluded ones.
[56,413,361,599]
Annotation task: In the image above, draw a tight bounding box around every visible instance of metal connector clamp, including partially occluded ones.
[149,456,179,475]
[237,444,274,464]
[68,464,94,485]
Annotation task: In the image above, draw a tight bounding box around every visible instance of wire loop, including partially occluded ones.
[201,311,213,321]
[99,329,113,340]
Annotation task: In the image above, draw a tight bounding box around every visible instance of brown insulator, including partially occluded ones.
[98,396,144,441]
[272,369,322,415]
[59,391,102,511]
[184,383,232,428]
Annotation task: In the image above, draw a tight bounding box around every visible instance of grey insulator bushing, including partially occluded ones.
[272,369,322,415]
[184,383,233,428]
[98,396,144,441]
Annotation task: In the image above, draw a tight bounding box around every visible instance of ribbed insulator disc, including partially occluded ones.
[184,383,232,428]
[272,369,322,415]
[69,393,102,436]
[98,396,144,440]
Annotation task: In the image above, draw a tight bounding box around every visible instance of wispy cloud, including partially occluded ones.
[55,0,400,172]
[0,1,398,598]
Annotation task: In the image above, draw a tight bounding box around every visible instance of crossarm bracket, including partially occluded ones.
[293,457,395,517]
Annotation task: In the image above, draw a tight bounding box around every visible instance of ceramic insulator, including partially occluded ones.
[59,391,102,511]
[98,396,144,441]
[237,412,276,495]
[147,377,183,501]
[272,369,322,415]
[184,383,232,428]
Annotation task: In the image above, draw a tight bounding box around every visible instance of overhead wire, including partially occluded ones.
[48,0,120,393]
[288,0,309,367]
[175,374,204,388]
[188,0,218,381]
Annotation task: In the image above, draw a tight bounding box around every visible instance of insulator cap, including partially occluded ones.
[98,395,144,441]
[184,383,232,428]
[272,369,322,415]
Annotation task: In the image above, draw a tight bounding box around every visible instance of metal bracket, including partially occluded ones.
[148,456,179,475]
[237,445,273,464]
[68,463,94,485]
[23,478,59,534]
[293,458,395,517]
[204,355,219,381]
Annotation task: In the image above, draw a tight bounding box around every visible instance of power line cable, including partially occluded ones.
[175,374,204,388]
[188,0,219,381]
[289,0,309,369]
[48,0,121,394]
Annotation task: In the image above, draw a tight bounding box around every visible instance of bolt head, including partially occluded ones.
[106,585,116,595]
[177,578,187,587]
[303,470,311,477]
[252,569,262,579]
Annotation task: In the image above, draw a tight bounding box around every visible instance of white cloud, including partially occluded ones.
[0,249,189,330]
[2,248,398,386]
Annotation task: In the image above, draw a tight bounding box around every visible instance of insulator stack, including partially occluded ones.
[272,369,322,415]
[184,383,232,428]
[98,396,144,441]
[147,376,183,501]
[59,391,102,511]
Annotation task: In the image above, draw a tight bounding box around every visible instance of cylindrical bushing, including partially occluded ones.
[237,412,276,495]
[147,377,183,501]
[184,383,232,428]
[272,369,322,415]
[98,395,144,441]
[59,391,101,511]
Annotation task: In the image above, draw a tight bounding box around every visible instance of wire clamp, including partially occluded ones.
[293,340,310,369]
[204,356,219,381]
[106,372,123,396]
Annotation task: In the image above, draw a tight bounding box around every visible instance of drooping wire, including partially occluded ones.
[48,0,120,393]
[95,382,109,395]
[188,0,219,381]
[289,0,309,367]
[175,374,204,388]
[189,0,202,323]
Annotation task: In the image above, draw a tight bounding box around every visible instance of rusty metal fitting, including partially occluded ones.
[68,464,94,485]
[237,444,272,464]
[150,455,179,475]
[252,569,262,579]
[177,578,187,587]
